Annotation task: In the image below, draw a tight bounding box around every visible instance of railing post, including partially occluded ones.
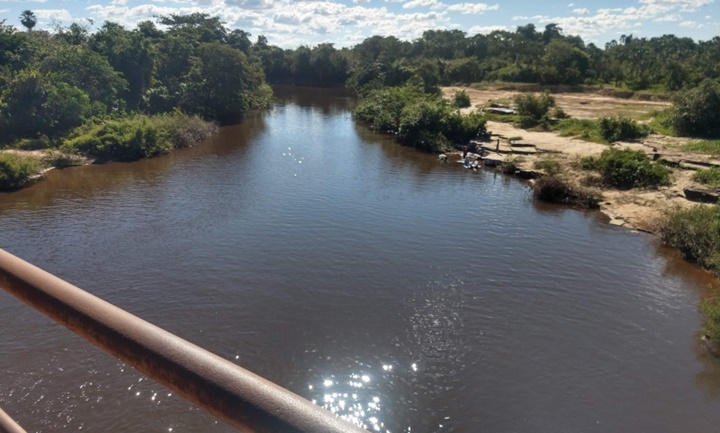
[0,249,369,433]
[0,407,28,433]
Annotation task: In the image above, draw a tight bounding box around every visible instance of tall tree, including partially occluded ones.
[19,10,37,32]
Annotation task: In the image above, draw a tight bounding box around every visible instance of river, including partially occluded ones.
[1,86,720,433]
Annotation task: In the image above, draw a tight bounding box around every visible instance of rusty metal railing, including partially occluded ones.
[0,407,28,433]
[0,248,368,433]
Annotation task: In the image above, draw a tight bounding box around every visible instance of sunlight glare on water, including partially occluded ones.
[1,86,720,433]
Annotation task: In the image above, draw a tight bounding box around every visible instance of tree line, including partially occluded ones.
[249,24,720,96]
[2,12,719,147]
[0,11,272,147]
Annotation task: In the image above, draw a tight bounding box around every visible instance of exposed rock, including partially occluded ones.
[684,187,720,203]
[516,169,540,179]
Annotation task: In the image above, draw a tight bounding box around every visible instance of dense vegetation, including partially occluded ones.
[0,13,272,154]
[62,113,218,162]
[0,153,43,190]
[353,87,486,152]
[659,204,720,338]
[581,148,671,189]
[250,25,720,97]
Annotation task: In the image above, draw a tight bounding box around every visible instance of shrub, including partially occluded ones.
[453,90,471,108]
[701,297,720,342]
[0,153,44,191]
[598,116,651,142]
[582,148,671,189]
[514,91,556,128]
[16,136,52,150]
[671,79,720,137]
[659,204,720,275]
[532,175,601,208]
[551,107,569,119]
[62,113,217,162]
[355,87,486,152]
[694,167,720,187]
[534,159,561,176]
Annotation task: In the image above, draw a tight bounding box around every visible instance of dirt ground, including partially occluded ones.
[441,86,717,232]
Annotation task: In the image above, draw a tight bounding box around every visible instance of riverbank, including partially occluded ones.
[0,114,218,192]
[442,86,718,233]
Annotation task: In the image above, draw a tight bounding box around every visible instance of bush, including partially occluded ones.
[532,175,601,208]
[598,116,651,142]
[659,204,720,275]
[694,167,720,187]
[581,148,671,189]
[514,91,556,128]
[534,159,561,175]
[355,87,486,152]
[62,113,217,162]
[453,90,471,108]
[660,203,720,342]
[0,153,44,191]
[701,297,720,342]
[671,79,720,137]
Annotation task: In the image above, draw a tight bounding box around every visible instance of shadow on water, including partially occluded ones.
[272,85,356,115]
[0,113,268,215]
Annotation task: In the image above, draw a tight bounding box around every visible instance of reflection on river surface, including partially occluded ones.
[1,86,720,433]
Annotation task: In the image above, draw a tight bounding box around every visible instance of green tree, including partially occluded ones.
[538,39,589,84]
[20,10,37,32]
[40,45,128,113]
[671,79,720,137]
[0,69,91,139]
[182,42,268,123]
[90,22,156,110]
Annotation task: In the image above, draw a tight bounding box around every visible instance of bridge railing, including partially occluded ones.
[0,248,369,433]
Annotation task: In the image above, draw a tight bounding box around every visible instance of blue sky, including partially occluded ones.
[1,0,717,48]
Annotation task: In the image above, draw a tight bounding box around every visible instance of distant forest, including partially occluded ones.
[1,11,719,145]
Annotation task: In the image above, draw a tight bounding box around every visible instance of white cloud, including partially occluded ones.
[34,9,74,22]
[572,7,589,14]
[403,0,444,10]
[654,13,681,21]
[679,19,700,27]
[353,0,370,3]
[468,24,507,34]
[568,3,574,6]
[638,0,714,12]
[446,2,499,14]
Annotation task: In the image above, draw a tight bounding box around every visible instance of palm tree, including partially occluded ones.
[20,10,37,32]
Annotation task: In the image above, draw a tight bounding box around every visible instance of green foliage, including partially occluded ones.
[701,297,720,341]
[539,40,589,85]
[534,159,561,175]
[555,118,604,142]
[0,153,43,191]
[659,204,720,275]
[681,140,720,156]
[671,79,720,137]
[39,45,128,113]
[15,136,51,150]
[19,10,36,32]
[62,113,217,162]
[0,69,92,141]
[182,42,270,123]
[453,90,471,108]
[581,147,671,189]
[598,116,652,142]
[355,86,486,152]
[694,167,720,187]
[514,91,556,128]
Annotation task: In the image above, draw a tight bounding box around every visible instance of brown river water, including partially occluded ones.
[2,86,720,433]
